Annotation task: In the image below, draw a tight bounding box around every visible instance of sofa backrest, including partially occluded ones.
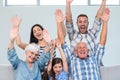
[0,65,120,80]
[100,65,120,80]
[0,65,14,80]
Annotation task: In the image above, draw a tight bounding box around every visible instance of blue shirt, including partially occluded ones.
[7,48,50,80]
[62,43,105,80]
[49,70,68,80]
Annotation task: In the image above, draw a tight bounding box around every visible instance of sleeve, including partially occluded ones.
[37,52,50,70]
[89,18,102,38]
[66,20,76,41]
[62,42,72,65]
[94,43,105,64]
[57,70,68,80]
[7,48,20,70]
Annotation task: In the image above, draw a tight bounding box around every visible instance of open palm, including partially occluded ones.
[10,26,18,40]
[43,29,52,43]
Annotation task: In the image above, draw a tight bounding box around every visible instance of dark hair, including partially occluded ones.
[77,14,88,22]
[50,58,63,80]
[42,68,49,80]
[29,24,44,43]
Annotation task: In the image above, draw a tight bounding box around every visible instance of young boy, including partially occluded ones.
[7,24,51,80]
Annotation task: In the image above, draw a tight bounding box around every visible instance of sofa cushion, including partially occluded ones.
[0,65,14,80]
[100,65,120,80]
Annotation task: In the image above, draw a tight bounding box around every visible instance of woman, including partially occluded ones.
[11,16,53,56]
[11,15,54,78]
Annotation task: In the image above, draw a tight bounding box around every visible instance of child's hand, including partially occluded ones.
[55,39,61,49]
[49,39,56,55]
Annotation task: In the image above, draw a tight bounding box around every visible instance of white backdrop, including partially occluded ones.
[0,0,120,66]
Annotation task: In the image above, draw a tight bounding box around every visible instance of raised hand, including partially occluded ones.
[55,39,61,49]
[9,25,19,41]
[43,29,52,43]
[101,8,110,22]
[11,15,22,27]
[50,39,56,55]
[8,16,21,50]
[66,0,73,4]
[55,9,65,23]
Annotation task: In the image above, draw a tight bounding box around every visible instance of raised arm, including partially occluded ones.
[90,0,106,38]
[66,0,73,22]
[96,0,106,19]
[47,40,56,74]
[56,39,68,73]
[16,34,27,49]
[99,8,110,45]
[8,18,20,69]
[8,20,19,50]
[11,16,28,49]
[55,9,66,45]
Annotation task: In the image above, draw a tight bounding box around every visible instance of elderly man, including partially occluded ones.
[55,7,110,80]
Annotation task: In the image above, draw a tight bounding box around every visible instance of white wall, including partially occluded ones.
[0,0,120,66]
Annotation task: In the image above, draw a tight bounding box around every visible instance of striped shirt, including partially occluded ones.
[38,45,56,77]
[62,43,105,80]
[66,18,102,55]
[39,46,46,56]
[38,46,56,57]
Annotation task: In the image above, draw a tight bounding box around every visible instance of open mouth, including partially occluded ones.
[80,26,86,30]
[80,51,85,54]
[81,25,86,28]
[56,71,60,74]
[36,33,41,37]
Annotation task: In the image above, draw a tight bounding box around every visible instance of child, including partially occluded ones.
[47,39,68,80]
[7,25,51,80]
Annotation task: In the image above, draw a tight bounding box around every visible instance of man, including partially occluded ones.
[65,0,107,61]
[56,7,110,80]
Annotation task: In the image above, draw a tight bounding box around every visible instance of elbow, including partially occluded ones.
[16,42,21,47]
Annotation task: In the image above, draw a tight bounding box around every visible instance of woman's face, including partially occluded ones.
[26,50,39,63]
[33,26,43,40]
[53,63,63,75]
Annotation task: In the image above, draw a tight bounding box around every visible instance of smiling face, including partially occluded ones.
[53,63,63,75]
[26,50,39,63]
[52,58,63,75]
[33,26,43,40]
[75,42,89,59]
[76,15,89,34]
[25,43,39,63]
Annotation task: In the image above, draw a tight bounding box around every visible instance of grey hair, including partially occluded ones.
[75,41,89,50]
[25,43,39,53]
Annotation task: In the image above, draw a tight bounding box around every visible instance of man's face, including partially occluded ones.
[75,42,89,59]
[76,16,89,34]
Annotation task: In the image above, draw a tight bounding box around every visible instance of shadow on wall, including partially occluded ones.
[0,65,120,80]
